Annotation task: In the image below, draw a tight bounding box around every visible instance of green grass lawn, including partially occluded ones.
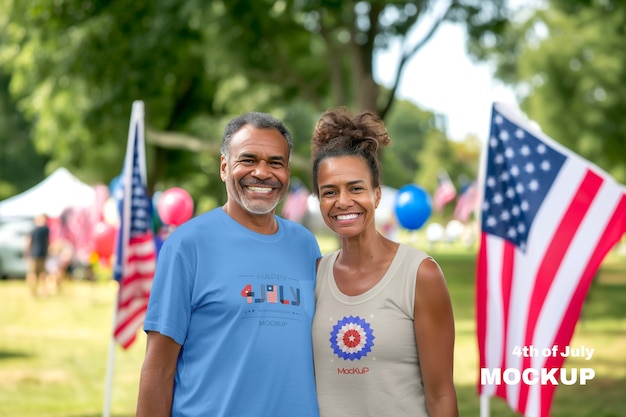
[0,245,624,417]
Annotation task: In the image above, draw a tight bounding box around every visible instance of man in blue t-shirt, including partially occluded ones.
[136,112,321,417]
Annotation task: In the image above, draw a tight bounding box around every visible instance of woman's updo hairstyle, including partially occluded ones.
[311,107,390,197]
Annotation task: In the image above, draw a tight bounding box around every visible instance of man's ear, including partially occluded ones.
[219,155,227,182]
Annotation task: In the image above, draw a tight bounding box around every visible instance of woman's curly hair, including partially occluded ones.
[311,107,390,196]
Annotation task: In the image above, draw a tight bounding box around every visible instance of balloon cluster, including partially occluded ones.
[93,221,116,262]
[92,180,194,264]
[394,184,432,231]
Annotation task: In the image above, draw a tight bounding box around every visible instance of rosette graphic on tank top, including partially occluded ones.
[329,315,375,360]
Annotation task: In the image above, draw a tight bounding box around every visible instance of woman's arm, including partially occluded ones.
[414,258,459,417]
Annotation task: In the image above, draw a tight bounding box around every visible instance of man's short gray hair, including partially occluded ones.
[221,112,293,158]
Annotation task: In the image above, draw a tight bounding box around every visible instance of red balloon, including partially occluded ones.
[93,221,116,259]
[157,187,194,226]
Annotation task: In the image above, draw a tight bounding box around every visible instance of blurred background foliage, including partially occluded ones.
[0,0,624,214]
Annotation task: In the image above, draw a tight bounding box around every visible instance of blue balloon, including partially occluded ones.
[394,184,432,230]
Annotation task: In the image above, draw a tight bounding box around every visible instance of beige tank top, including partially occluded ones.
[312,244,431,417]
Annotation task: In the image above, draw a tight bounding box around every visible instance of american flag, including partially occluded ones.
[476,103,626,416]
[453,181,479,223]
[433,169,457,211]
[281,183,310,223]
[112,101,157,349]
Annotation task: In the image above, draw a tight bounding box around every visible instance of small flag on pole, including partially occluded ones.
[281,182,310,223]
[453,181,479,223]
[476,102,626,417]
[112,101,157,349]
[433,169,457,211]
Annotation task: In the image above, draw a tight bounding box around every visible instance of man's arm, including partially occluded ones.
[136,331,182,417]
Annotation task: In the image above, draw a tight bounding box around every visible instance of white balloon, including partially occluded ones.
[426,223,444,243]
[446,220,464,241]
[103,197,120,227]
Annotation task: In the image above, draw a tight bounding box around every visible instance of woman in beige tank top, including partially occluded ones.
[310,107,459,417]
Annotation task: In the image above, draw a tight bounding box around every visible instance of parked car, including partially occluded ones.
[0,218,34,279]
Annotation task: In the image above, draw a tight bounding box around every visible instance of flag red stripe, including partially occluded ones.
[120,264,154,281]
[118,291,151,309]
[114,314,144,349]
[119,335,136,349]
[517,170,602,413]
[475,232,489,391]
[115,302,149,335]
[539,193,626,415]
[119,268,155,288]
[128,253,156,262]
[114,302,148,339]
[114,302,148,335]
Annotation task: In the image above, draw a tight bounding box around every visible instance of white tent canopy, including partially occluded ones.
[0,167,96,219]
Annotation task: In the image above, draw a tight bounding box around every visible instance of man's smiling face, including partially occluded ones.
[220,125,290,218]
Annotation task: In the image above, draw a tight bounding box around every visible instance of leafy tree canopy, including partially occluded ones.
[0,0,512,206]
[468,0,626,182]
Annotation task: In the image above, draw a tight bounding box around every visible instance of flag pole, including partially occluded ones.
[479,393,490,417]
[102,100,145,417]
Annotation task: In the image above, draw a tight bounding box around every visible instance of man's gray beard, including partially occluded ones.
[241,198,279,215]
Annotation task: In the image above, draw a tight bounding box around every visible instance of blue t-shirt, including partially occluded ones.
[144,207,321,417]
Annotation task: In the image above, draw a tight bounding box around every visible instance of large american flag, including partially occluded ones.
[476,102,626,416]
[112,101,157,349]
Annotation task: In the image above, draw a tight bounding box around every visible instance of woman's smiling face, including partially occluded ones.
[316,155,381,238]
